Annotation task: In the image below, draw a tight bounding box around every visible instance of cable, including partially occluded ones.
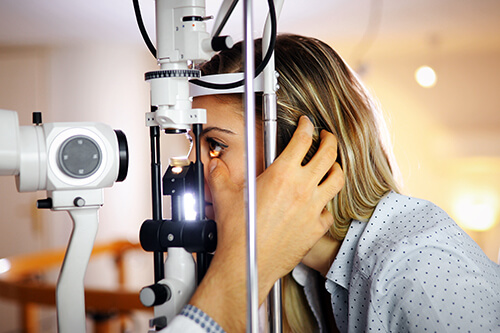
[212,0,241,38]
[190,0,277,90]
[132,0,277,90]
[133,0,157,58]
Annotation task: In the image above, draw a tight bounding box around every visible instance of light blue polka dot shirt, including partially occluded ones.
[325,191,500,332]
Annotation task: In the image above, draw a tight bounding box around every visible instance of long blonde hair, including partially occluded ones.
[199,34,400,332]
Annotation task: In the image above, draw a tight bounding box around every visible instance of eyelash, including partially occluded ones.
[205,137,228,158]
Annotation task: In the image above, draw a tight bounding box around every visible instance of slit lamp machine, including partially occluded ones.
[0,0,284,331]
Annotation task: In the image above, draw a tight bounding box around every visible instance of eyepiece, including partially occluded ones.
[114,130,129,182]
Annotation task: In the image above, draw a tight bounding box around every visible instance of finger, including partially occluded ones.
[276,116,314,165]
[318,208,335,233]
[317,162,344,205]
[304,130,338,184]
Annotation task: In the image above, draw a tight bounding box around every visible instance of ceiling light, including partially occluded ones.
[415,65,437,88]
[453,190,499,231]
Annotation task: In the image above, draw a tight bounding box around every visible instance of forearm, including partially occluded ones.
[189,248,277,332]
[189,254,246,332]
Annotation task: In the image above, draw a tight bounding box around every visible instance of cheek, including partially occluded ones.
[223,154,246,187]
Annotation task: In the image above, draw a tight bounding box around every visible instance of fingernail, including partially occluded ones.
[209,159,218,173]
[302,116,314,136]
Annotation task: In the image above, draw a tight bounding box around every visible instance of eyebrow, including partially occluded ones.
[199,126,238,137]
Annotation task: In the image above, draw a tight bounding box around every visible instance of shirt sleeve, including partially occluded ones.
[158,304,226,333]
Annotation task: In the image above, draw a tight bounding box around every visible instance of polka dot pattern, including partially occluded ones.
[326,191,500,332]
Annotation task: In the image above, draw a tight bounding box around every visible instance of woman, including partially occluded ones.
[163,34,500,332]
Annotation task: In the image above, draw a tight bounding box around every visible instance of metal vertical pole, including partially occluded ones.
[263,1,284,331]
[150,125,164,283]
[243,0,259,332]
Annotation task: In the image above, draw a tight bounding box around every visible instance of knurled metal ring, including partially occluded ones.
[145,69,201,80]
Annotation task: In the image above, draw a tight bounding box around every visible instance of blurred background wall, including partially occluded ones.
[0,0,499,332]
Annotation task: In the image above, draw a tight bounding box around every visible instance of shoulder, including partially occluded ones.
[329,192,462,283]
[362,191,464,250]
[347,192,500,331]
[354,192,500,289]
[369,191,451,235]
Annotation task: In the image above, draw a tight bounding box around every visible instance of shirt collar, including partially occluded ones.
[325,220,365,289]
[325,191,396,290]
[292,262,315,287]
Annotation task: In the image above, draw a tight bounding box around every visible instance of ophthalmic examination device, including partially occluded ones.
[0,111,129,332]
[134,0,284,331]
[0,0,284,332]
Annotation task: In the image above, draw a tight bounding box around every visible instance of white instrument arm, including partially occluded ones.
[56,206,100,333]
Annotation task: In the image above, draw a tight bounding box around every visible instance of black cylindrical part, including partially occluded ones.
[32,111,42,125]
[139,283,171,307]
[140,219,217,254]
[114,130,129,182]
[192,124,206,219]
[149,126,164,283]
[211,36,233,51]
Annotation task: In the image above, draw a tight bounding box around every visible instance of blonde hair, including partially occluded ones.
[199,34,400,332]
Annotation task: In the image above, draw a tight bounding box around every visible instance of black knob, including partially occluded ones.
[211,36,234,51]
[140,283,171,307]
[37,198,53,209]
[73,197,86,207]
[32,112,42,125]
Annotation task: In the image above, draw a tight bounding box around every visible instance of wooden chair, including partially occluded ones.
[0,240,150,333]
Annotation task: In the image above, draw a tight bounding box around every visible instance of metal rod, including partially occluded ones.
[151,126,162,220]
[192,124,209,283]
[263,1,284,331]
[264,94,283,333]
[243,0,259,331]
[150,125,164,283]
[192,124,206,222]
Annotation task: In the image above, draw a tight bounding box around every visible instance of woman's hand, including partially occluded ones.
[190,116,344,331]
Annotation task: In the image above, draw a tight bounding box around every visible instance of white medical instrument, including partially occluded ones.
[134,0,284,331]
[0,110,129,333]
[0,0,284,330]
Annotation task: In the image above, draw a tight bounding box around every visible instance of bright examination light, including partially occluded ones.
[184,193,197,221]
[453,191,499,231]
[172,166,184,174]
[415,65,437,88]
[0,258,11,274]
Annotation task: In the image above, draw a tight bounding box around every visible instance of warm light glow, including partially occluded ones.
[184,193,197,221]
[453,191,499,231]
[415,65,437,88]
[171,166,183,174]
[0,258,11,274]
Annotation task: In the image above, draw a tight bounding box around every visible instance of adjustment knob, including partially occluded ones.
[37,198,53,209]
[211,36,234,51]
[73,197,85,207]
[32,112,42,125]
[140,283,171,307]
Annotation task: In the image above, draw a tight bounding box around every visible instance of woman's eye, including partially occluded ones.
[207,138,228,158]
